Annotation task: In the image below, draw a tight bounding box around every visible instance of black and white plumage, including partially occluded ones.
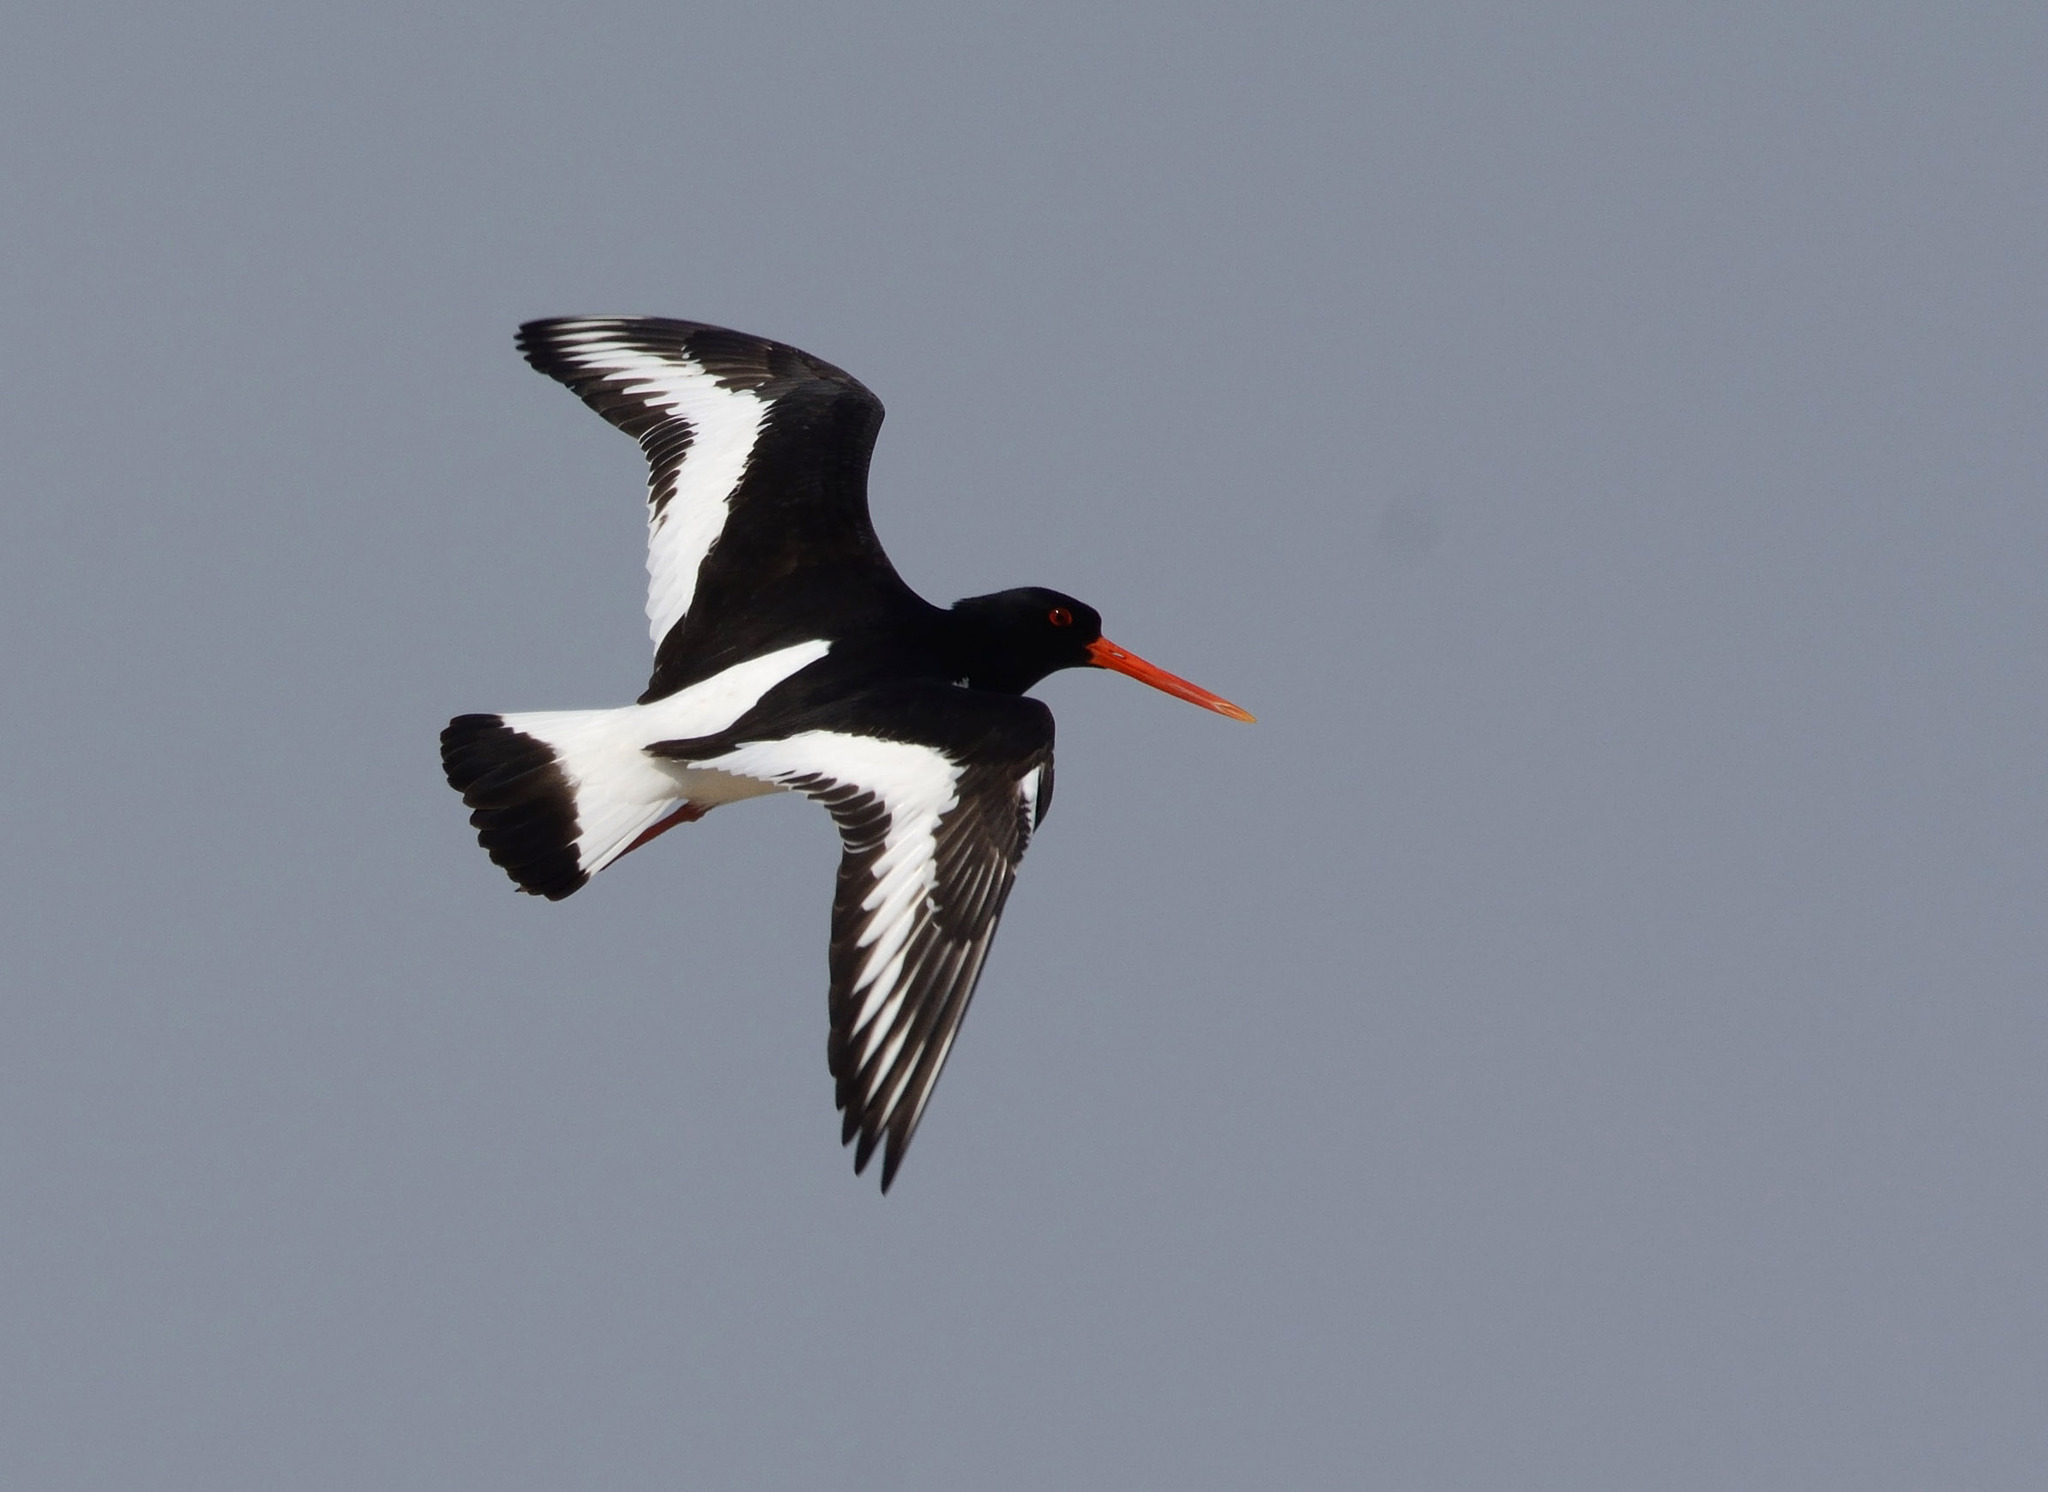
[442,317,1251,1191]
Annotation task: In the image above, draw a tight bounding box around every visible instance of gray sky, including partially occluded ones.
[3,3,2044,1487]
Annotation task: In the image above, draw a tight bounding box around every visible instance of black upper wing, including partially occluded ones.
[517,318,911,700]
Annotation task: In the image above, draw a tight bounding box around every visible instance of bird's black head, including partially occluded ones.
[949,587,1102,693]
[948,587,1255,720]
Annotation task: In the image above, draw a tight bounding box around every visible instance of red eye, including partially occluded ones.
[1048,607,1074,627]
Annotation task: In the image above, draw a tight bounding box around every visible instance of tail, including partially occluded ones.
[440,707,699,900]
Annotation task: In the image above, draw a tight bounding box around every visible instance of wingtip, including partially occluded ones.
[851,1126,882,1176]
[844,1120,907,1194]
[513,317,569,355]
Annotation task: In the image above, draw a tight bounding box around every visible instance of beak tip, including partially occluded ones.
[1088,634,1254,723]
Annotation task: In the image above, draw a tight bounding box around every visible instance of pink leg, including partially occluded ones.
[619,801,707,858]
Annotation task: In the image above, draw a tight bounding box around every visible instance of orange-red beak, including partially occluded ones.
[1086,637,1256,722]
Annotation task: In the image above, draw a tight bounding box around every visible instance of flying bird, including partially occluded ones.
[441,318,1253,1190]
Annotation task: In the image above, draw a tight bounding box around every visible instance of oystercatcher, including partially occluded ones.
[441,318,1252,1190]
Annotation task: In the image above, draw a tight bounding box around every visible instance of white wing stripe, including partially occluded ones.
[643,393,762,644]
[855,978,910,1057]
[854,894,920,989]
[859,933,944,1071]
[686,733,961,823]
[539,329,769,645]
[868,818,945,886]
[861,851,934,922]
[855,891,928,989]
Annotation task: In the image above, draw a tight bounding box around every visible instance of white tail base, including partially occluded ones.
[500,639,830,876]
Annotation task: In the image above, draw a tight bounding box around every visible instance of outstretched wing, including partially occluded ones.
[516,318,903,698]
[657,693,1054,1191]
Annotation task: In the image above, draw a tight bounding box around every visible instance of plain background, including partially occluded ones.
[3,4,2043,1487]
